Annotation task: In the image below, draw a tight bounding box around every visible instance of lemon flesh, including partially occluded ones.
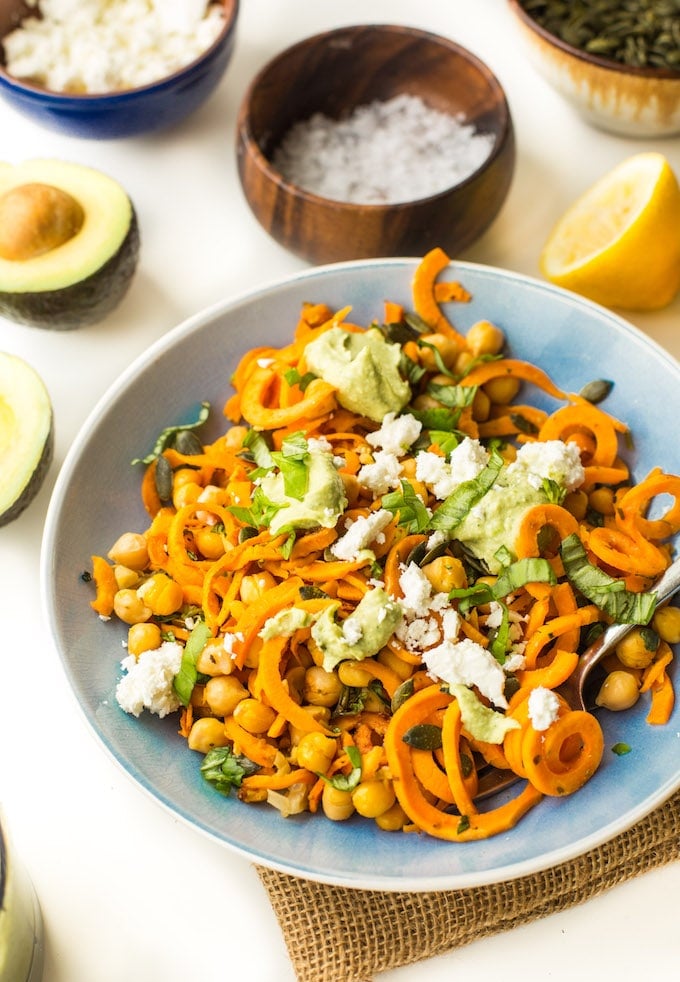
[540,153,680,311]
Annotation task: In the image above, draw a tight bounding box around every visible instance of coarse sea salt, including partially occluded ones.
[272,93,496,205]
[3,0,225,94]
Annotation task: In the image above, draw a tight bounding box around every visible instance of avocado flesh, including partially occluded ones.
[0,352,53,526]
[0,159,139,330]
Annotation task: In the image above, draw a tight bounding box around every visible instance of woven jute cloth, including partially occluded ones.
[257,789,680,982]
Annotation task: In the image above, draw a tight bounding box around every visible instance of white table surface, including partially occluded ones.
[2,1,679,979]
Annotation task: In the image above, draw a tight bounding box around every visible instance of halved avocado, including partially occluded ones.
[0,351,54,526]
[0,159,140,330]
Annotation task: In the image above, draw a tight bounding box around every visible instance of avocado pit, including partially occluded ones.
[0,159,140,330]
[0,182,85,262]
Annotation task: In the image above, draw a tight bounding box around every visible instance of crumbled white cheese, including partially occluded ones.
[506,439,585,492]
[330,509,392,562]
[416,437,489,499]
[366,411,422,457]
[307,436,333,455]
[4,0,226,94]
[527,686,561,731]
[441,607,461,641]
[116,640,183,718]
[423,637,509,708]
[398,562,435,618]
[485,601,505,630]
[357,449,402,494]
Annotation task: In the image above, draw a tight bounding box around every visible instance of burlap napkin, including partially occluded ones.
[257,789,680,982]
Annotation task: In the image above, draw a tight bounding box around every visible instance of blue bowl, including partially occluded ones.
[0,0,239,138]
[41,258,680,891]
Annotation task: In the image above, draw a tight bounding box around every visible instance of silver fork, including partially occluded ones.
[473,555,680,801]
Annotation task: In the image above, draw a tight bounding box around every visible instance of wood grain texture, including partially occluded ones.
[237,24,515,264]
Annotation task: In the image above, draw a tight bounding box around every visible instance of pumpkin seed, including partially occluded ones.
[173,429,203,455]
[579,378,614,404]
[154,454,173,502]
[402,722,443,750]
[391,677,415,713]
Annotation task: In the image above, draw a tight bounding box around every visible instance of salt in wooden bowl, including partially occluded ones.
[236,24,515,265]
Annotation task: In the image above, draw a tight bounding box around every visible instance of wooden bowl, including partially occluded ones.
[236,24,515,265]
[507,0,680,137]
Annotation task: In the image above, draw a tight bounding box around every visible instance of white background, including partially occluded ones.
[2,1,679,979]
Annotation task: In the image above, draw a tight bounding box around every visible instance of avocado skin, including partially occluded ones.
[0,416,54,527]
[0,208,140,331]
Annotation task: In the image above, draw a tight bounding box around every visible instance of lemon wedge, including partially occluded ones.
[540,153,680,311]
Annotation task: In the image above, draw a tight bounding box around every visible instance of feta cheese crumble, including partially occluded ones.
[357,449,403,495]
[366,411,422,457]
[4,0,226,94]
[416,437,490,499]
[330,509,393,562]
[528,686,561,731]
[423,637,509,709]
[506,440,585,492]
[116,640,183,718]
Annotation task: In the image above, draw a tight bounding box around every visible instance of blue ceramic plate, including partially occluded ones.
[41,259,680,890]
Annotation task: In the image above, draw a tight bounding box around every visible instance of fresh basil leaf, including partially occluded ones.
[243,429,275,470]
[410,407,464,433]
[429,449,504,532]
[417,339,455,378]
[560,533,657,624]
[173,620,211,706]
[284,368,317,392]
[542,478,566,505]
[131,402,210,465]
[488,602,510,663]
[400,352,427,385]
[427,381,476,409]
[320,744,362,791]
[228,486,283,530]
[428,430,460,457]
[200,746,259,796]
[492,558,557,598]
[382,479,431,533]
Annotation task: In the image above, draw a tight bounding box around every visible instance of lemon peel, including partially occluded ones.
[540,153,680,311]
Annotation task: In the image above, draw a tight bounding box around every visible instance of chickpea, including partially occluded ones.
[224,425,249,449]
[138,573,183,617]
[483,376,521,405]
[172,480,202,510]
[588,486,616,517]
[296,732,337,773]
[352,779,396,819]
[566,431,596,460]
[187,717,230,753]
[340,472,362,507]
[239,571,277,606]
[232,697,277,734]
[289,707,331,746]
[193,527,226,560]
[196,638,236,676]
[242,635,263,670]
[337,661,372,688]
[284,665,307,704]
[563,489,589,521]
[127,622,162,657]
[418,333,460,370]
[107,532,148,571]
[421,555,467,593]
[377,647,413,682]
[471,388,491,422]
[615,627,658,669]
[454,350,475,376]
[113,588,152,625]
[595,670,640,711]
[652,605,680,644]
[466,319,505,357]
[322,784,355,821]
[113,564,141,590]
[205,675,248,716]
[303,666,343,707]
[375,801,408,832]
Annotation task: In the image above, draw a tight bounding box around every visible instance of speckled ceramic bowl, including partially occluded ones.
[507,0,680,137]
[0,0,239,138]
[42,258,680,890]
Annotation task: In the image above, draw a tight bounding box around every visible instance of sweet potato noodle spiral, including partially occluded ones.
[89,249,678,841]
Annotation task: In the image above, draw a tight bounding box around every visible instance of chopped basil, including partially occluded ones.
[131,401,210,465]
[492,558,557,598]
[410,406,464,433]
[382,479,432,533]
[427,381,476,409]
[270,432,310,500]
[417,339,456,378]
[320,744,362,791]
[457,815,471,834]
[611,742,632,756]
[428,429,460,457]
[541,477,567,505]
[560,533,657,624]
[200,746,259,795]
[429,449,504,532]
[173,620,211,706]
[228,486,282,530]
[242,429,274,470]
[284,367,317,392]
